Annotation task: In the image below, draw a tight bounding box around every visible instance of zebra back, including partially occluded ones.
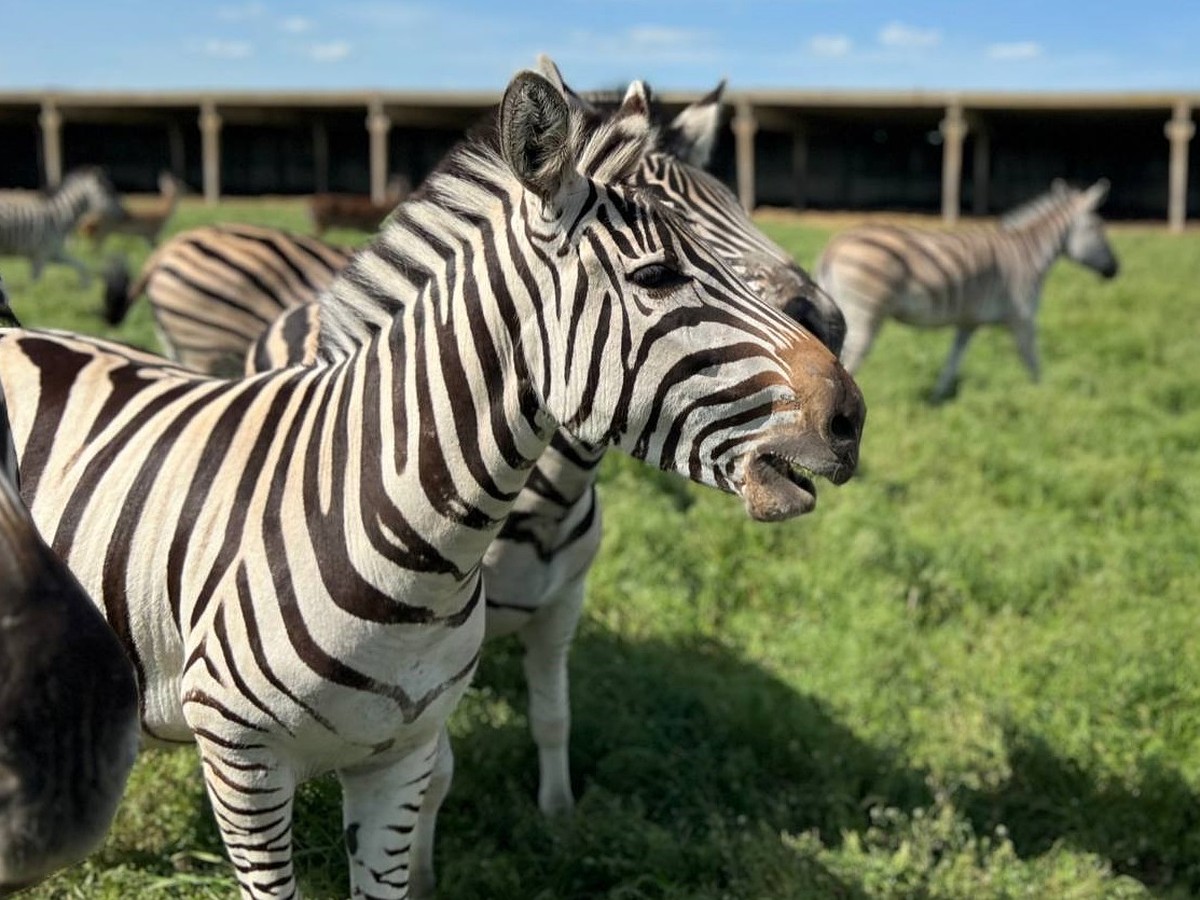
[112,224,353,374]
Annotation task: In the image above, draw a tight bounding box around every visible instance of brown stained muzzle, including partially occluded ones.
[739,338,866,522]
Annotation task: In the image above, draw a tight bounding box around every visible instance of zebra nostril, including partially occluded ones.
[829,413,856,444]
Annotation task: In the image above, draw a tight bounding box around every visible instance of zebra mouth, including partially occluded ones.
[740,450,819,522]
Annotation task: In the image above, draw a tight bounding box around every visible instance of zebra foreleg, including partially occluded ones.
[837,303,883,375]
[339,737,440,899]
[520,573,586,817]
[1010,317,1041,384]
[48,245,92,287]
[193,738,299,899]
[932,325,979,401]
[411,728,454,900]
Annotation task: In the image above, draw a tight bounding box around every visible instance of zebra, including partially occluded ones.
[0,168,123,287]
[0,327,140,894]
[816,179,1118,400]
[0,69,865,899]
[102,224,353,375]
[240,60,851,896]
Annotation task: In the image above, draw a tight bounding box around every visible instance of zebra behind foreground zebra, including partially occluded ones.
[0,295,139,894]
[103,223,353,375]
[0,69,864,900]
[817,179,1118,400]
[0,168,123,288]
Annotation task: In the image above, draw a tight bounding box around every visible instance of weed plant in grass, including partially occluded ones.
[2,206,1196,898]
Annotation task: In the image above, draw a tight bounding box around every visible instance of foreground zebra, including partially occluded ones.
[0,168,123,287]
[817,179,1118,399]
[104,224,353,375]
[0,325,139,894]
[0,70,864,899]
[246,59,851,895]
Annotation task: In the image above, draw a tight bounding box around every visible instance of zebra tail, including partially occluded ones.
[102,257,134,325]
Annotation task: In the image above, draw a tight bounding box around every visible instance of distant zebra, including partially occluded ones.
[0,168,123,287]
[103,223,352,375]
[0,69,864,900]
[0,336,139,894]
[816,179,1118,399]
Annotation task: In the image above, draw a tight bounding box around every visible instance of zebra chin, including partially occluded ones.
[736,435,858,523]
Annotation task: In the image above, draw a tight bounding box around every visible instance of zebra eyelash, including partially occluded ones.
[627,260,691,295]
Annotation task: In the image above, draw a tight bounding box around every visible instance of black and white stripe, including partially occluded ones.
[0,351,139,895]
[103,224,352,375]
[816,179,1118,399]
[0,168,122,287]
[0,70,863,899]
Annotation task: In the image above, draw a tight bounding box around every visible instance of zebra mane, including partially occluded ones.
[998,184,1077,231]
[318,86,653,359]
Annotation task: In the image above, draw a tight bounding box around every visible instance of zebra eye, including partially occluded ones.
[629,262,691,293]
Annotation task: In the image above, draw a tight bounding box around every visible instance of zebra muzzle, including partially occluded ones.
[739,448,821,522]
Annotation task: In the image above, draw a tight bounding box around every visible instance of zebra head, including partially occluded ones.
[494,70,864,521]
[62,167,124,222]
[1061,179,1119,279]
[534,56,847,355]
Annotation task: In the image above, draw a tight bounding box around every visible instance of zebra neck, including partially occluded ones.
[1007,202,1075,279]
[49,182,94,229]
[359,287,562,580]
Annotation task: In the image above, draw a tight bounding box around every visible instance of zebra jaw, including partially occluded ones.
[740,451,821,522]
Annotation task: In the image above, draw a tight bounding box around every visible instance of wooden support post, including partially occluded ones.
[199,101,222,206]
[367,98,392,205]
[940,103,968,225]
[39,99,63,188]
[1165,101,1194,233]
[732,101,758,214]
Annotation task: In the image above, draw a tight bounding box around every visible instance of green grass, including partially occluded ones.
[5,206,1199,899]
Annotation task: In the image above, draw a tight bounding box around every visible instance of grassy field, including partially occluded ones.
[4,201,1199,899]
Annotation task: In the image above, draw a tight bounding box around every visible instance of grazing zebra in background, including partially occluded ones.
[0,362,139,895]
[0,69,864,900]
[0,168,123,287]
[816,179,1118,400]
[242,58,852,897]
[103,224,352,375]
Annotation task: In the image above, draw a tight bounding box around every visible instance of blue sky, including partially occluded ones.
[1,1,1198,93]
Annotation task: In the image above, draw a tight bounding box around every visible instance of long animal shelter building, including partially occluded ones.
[0,87,1195,229]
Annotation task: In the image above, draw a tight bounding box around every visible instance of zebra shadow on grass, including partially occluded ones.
[429,628,930,900]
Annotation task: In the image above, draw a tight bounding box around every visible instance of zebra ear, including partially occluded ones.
[500,70,579,203]
[661,80,726,169]
[535,54,598,117]
[1083,178,1111,209]
[576,80,652,185]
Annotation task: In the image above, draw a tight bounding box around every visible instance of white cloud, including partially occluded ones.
[216,2,265,22]
[878,21,941,50]
[628,26,705,49]
[308,41,352,63]
[200,39,254,59]
[280,16,314,34]
[987,41,1043,61]
[808,34,852,58]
